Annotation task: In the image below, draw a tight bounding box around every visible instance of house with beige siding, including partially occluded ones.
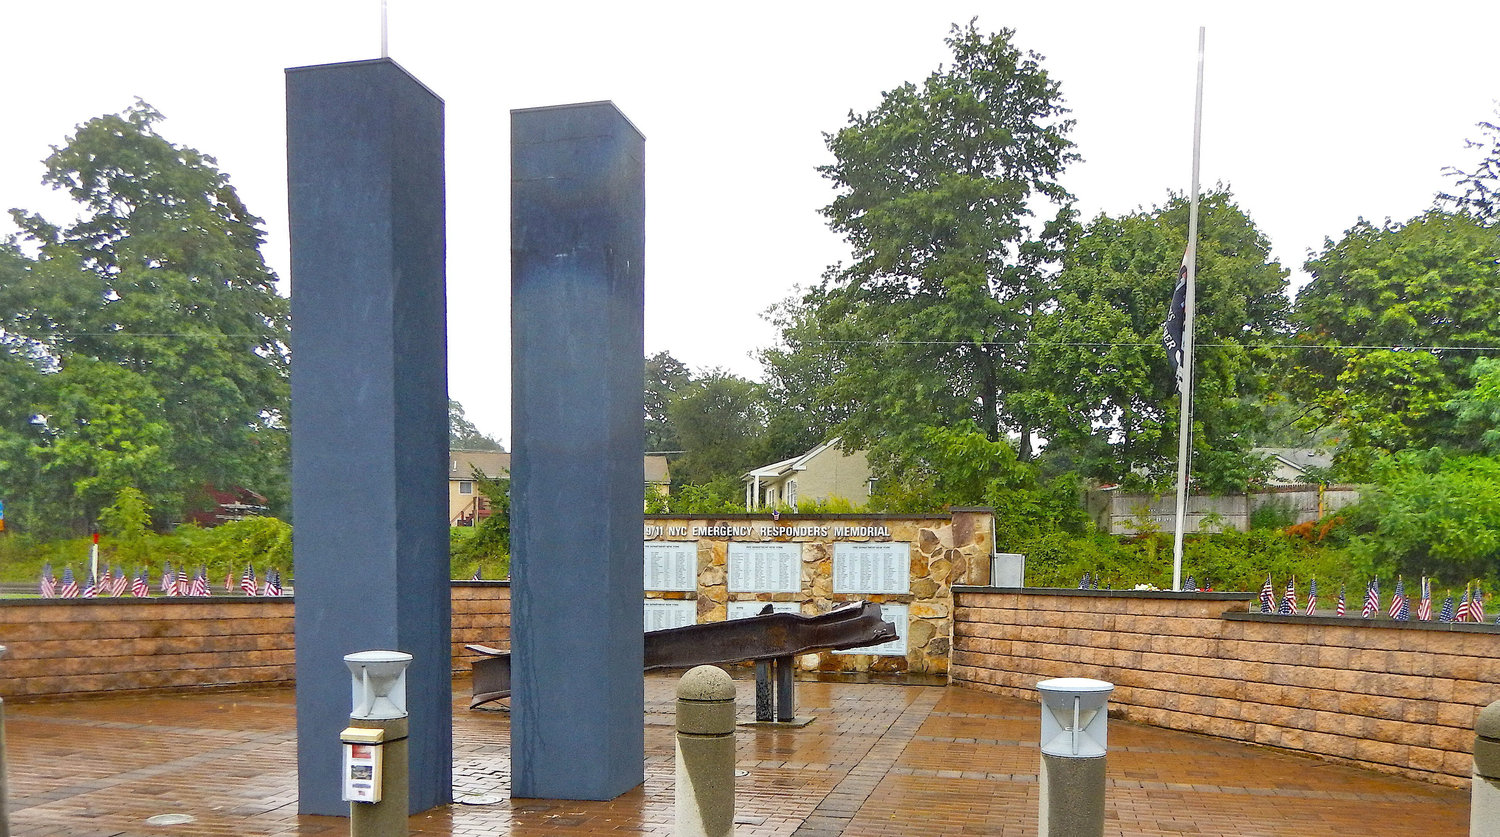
[742,438,873,510]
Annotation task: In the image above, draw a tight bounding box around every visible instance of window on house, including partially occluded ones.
[787,479,798,508]
[459,480,474,495]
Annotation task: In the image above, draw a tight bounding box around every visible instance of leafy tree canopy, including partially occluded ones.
[1035,190,1289,491]
[1290,210,1500,477]
[1438,106,1500,223]
[815,21,1077,464]
[449,399,505,451]
[644,351,690,452]
[666,370,767,487]
[1,101,289,534]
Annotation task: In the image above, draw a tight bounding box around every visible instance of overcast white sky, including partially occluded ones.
[3,2,1496,445]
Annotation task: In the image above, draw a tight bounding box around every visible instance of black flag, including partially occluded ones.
[1162,249,1189,391]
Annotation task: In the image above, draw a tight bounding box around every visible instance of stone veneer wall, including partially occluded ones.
[0,583,514,700]
[645,510,994,676]
[952,587,1500,787]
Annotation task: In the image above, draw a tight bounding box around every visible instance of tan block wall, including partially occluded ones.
[951,588,1500,787]
[0,584,515,701]
[0,599,295,699]
[450,581,511,672]
[647,511,993,675]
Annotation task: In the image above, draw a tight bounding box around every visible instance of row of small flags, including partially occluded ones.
[1254,575,1494,623]
[39,563,284,599]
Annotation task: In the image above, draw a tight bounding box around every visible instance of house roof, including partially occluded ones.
[743,437,843,483]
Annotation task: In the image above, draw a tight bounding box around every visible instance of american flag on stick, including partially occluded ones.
[1278,578,1296,614]
[1472,586,1486,623]
[131,569,150,598]
[1388,577,1407,619]
[1362,578,1379,619]
[1305,578,1318,616]
[1439,595,1455,623]
[189,567,209,597]
[60,567,79,598]
[40,563,57,598]
[1336,583,1347,617]
[1417,577,1432,622]
[1458,586,1473,623]
[241,565,258,596]
[111,564,129,596]
[1259,576,1274,613]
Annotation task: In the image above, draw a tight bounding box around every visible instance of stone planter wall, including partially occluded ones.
[951,586,1500,787]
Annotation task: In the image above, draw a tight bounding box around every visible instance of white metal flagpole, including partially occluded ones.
[1171,27,1205,592]
[380,0,389,58]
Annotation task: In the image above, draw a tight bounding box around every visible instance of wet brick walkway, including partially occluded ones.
[2,674,1469,835]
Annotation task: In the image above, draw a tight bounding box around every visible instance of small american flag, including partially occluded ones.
[1079,572,1091,589]
[471,567,482,581]
[111,564,129,596]
[177,568,189,597]
[1184,575,1197,592]
[1259,576,1274,613]
[40,564,57,598]
[264,568,283,597]
[225,569,235,592]
[241,565,258,596]
[1458,587,1472,623]
[1362,578,1379,618]
[161,562,175,595]
[1388,577,1407,619]
[1417,577,1432,622]
[1472,586,1486,623]
[81,572,98,598]
[189,568,210,597]
[1305,578,1319,616]
[99,565,113,594]
[1090,575,1099,589]
[1278,578,1296,614]
[131,569,150,598]
[1336,583,1347,617]
[60,567,80,598]
[1438,595,1455,623]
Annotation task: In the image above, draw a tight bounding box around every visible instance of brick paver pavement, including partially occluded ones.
[1,674,1469,835]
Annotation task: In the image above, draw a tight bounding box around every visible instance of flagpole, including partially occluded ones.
[1172,26,1205,592]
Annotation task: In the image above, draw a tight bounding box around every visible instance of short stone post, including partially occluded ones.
[1037,678,1113,837]
[1472,699,1500,836]
[675,666,736,837]
[754,660,774,722]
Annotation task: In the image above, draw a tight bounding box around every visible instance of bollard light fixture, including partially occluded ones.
[344,650,412,720]
[1036,677,1113,758]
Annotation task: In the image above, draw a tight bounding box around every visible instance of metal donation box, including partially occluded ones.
[1036,677,1113,758]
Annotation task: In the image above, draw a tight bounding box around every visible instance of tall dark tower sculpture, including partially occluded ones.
[286,58,450,816]
[510,102,646,799]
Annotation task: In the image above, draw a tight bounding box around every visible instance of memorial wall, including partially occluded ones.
[643,510,997,675]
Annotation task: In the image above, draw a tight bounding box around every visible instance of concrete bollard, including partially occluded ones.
[675,665,736,837]
[1037,678,1113,837]
[1473,699,1500,836]
[343,651,412,837]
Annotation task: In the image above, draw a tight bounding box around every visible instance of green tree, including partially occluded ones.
[1032,191,1290,490]
[815,22,1077,466]
[449,399,504,450]
[3,101,290,531]
[1290,211,1500,476]
[1438,106,1499,223]
[644,351,690,452]
[754,290,850,465]
[97,485,153,566]
[1452,358,1500,455]
[667,370,767,486]
[1342,450,1500,584]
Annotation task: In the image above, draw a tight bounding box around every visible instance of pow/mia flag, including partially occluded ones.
[1162,249,1190,392]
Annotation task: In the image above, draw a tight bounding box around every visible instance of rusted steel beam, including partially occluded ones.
[467,601,897,709]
